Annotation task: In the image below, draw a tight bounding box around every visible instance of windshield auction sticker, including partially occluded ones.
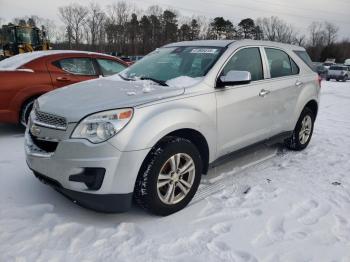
[190,48,218,54]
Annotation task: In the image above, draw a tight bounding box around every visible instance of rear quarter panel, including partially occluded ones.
[290,72,320,130]
[287,50,320,130]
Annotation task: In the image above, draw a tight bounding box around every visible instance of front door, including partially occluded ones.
[216,47,274,157]
[47,57,98,88]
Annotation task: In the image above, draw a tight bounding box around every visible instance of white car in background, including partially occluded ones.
[345,59,350,66]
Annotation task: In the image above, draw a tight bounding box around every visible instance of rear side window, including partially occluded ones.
[55,58,96,75]
[96,59,127,76]
[222,47,264,81]
[294,50,315,71]
[265,48,299,78]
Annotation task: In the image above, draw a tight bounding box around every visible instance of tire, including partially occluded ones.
[285,107,315,151]
[20,98,36,127]
[134,137,203,216]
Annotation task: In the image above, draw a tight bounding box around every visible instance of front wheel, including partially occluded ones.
[285,108,315,151]
[134,137,202,216]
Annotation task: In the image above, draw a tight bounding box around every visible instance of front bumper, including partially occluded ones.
[25,125,150,212]
[33,171,133,213]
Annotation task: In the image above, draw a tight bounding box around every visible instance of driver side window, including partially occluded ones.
[222,47,264,81]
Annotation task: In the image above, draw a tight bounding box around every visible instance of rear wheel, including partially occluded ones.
[134,137,202,216]
[285,108,315,151]
[20,98,36,127]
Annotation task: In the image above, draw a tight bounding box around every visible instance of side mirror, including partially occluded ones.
[216,70,252,88]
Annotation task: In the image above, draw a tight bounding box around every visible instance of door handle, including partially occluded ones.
[295,80,304,87]
[56,76,71,82]
[259,89,270,97]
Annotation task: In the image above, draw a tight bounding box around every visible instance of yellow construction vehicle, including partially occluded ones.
[0,23,50,59]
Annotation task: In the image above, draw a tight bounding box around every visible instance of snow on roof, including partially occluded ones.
[0,50,115,69]
[164,40,235,48]
[164,39,305,51]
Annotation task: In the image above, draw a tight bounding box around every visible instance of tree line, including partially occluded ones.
[2,1,350,62]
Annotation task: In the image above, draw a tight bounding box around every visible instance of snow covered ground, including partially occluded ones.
[1,80,350,262]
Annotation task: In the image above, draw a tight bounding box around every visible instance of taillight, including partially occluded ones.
[317,75,322,87]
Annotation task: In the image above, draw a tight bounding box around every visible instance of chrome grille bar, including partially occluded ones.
[34,108,67,130]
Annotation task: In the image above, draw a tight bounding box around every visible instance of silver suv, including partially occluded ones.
[326,65,349,82]
[25,40,320,216]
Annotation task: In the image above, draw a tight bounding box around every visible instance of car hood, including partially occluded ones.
[37,77,185,122]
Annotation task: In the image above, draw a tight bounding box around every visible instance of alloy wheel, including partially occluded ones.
[157,153,195,205]
[299,115,312,145]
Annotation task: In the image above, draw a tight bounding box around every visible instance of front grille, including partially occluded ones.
[30,133,58,153]
[34,108,67,130]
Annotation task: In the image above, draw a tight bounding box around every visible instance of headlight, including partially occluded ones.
[71,108,133,143]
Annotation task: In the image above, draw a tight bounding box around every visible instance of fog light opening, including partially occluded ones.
[69,168,105,190]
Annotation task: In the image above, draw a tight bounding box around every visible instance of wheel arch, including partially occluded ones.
[18,95,41,125]
[160,128,210,175]
[303,99,318,119]
[10,85,53,123]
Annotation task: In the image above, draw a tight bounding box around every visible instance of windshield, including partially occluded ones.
[120,46,224,83]
[16,28,40,45]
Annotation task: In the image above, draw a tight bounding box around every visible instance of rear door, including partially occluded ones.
[47,56,98,88]
[261,47,301,134]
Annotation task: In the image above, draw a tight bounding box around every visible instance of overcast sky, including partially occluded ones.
[0,0,349,39]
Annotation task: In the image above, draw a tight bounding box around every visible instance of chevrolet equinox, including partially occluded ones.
[25,40,320,216]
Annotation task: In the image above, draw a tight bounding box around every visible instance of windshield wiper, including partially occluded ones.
[140,77,168,86]
[119,74,168,86]
[118,74,134,81]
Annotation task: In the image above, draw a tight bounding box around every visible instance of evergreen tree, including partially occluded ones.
[190,19,200,40]
[238,18,256,39]
[179,23,191,41]
[162,10,178,44]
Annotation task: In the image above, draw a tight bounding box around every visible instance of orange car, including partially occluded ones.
[0,50,128,125]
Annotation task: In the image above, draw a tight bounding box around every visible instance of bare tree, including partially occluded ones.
[86,3,105,48]
[256,17,277,41]
[59,4,88,48]
[147,5,163,17]
[308,22,325,47]
[256,16,297,44]
[294,34,306,46]
[105,1,131,53]
[323,21,338,46]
